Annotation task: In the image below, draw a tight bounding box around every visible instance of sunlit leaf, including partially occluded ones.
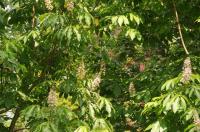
[172,97,180,113]
[118,16,124,26]
[75,126,89,132]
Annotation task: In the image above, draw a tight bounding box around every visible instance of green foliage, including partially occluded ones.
[0,0,200,131]
[143,74,200,131]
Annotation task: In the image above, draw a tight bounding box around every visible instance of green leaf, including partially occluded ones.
[89,103,95,119]
[161,77,179,91]
[98,98,105,110]
[33,122,58,132]
[184,123,196,132]
[21,105,41,121]
[85,14,92,26]
[75,126,89,132]
[126,29,135,40]
[180,97,187,110]
[162,94,171,107]
[122,16,129,25]
[194,88,200,99]
[190,74,200,83]
[17,91,35,102]
[185,109,194,121]
[67,27,73,41]
[195,17,200,23]
[73,27,81,41]
[172,97,180,113]
[92,118,113,132]
[130,13,141,25]
[104,99,112,117]
[118,16,124,26]
[145,120,167,132]
[111,16,118,25]
[151,121,160,132]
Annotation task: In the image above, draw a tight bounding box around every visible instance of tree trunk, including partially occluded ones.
[9,107,21,132]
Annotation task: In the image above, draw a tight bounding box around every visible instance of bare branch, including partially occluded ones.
[172,0,189,55]
[9,107,21,132]
[0,108,10,114]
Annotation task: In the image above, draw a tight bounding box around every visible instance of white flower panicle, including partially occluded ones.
[91,74,101,91]
[77,60,86,80]
[64,1,74,11]
[113,27,122,39]
[44,0,53,11]
[47,88,57,107]
[100,61,106,75]
[89,62,105,91]
[129,82,136,96]
[193,110,200,130]
[181,57,192,83]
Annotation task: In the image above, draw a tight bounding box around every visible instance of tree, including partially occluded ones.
[0,0,200,131]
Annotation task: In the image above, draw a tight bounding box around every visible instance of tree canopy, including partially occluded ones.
[0,0,200,132]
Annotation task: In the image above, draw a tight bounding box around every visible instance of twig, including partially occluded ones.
[172,0,189,55]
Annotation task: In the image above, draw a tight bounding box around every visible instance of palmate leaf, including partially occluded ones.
[125,28,141,40]
[39,13,61,28]
[161,76,181,91]
[33,122,58,132]
[122,16,129,25]
[118,15,130,26]
[185,108,196,121]
[142,101,160,114]
[74,126,90,132]
[56,26,82,42]
[194,87,200,99]
[172,97,180,113]
[92,118,113,132]
[111,16,118,25]
[186,84,200,99]
[55,106,77,121]
[21,105,41,121]
[73,27,81,41]
[85,14,92,26]
[162,95,188,113]
[104,100,112,117]
[190,74,200,83]
[97,97,114,117]
[145,120,167,132]
[162,94,171,107]
[88,103,96,119]
[129,13,142,25]
[180,97,187,111]
[184,123,198,132]
[117,16,124,26]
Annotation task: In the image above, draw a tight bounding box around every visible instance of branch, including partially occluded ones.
[9,107,21,132]
[0,108,10,114]
[14,128,28,132]
[172,0,189,55]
